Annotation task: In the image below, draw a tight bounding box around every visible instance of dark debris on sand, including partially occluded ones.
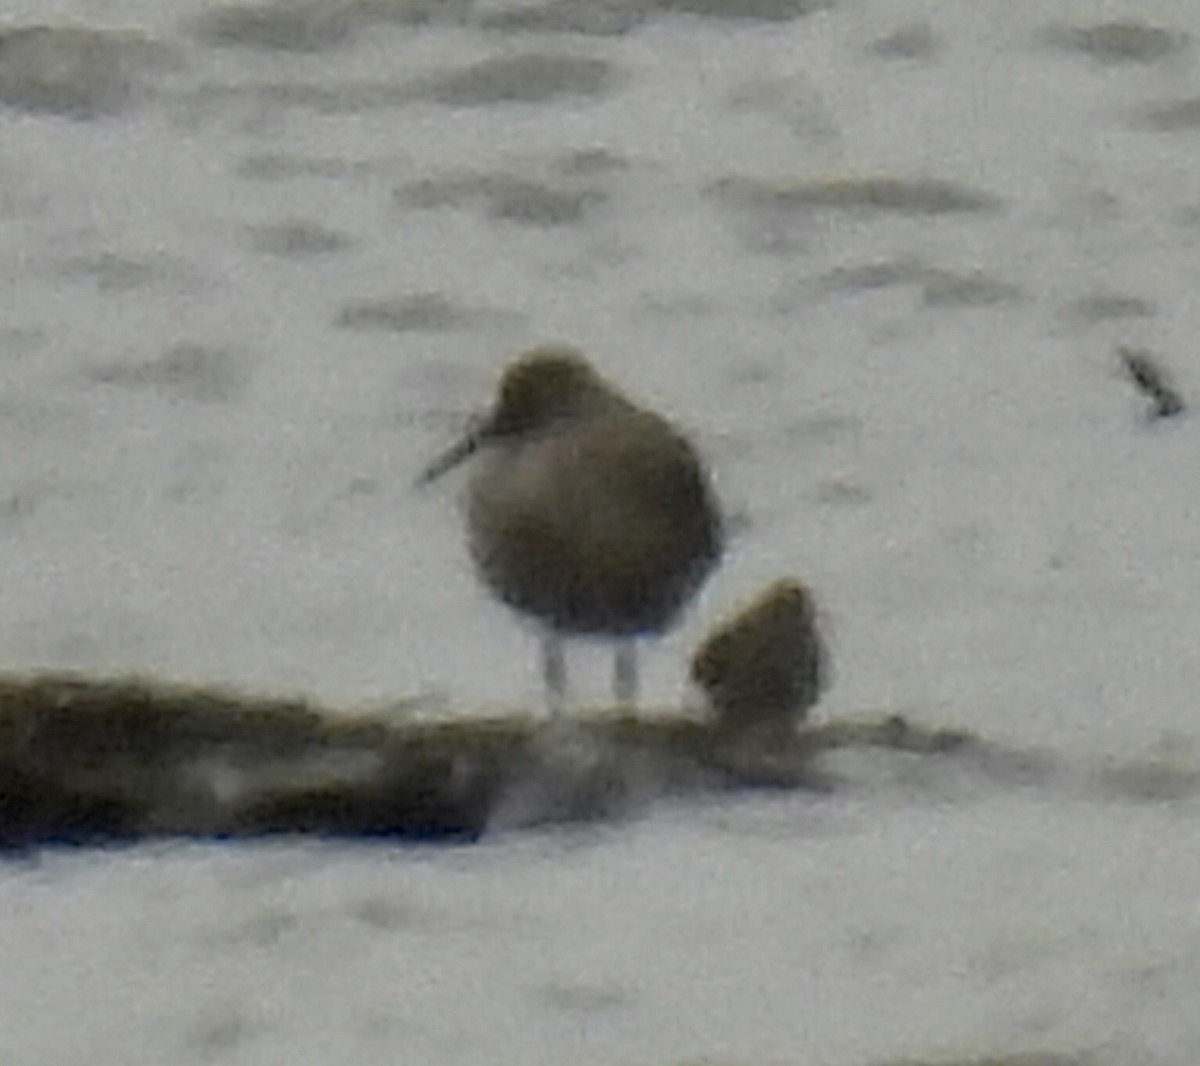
[0,674,971,852]
[1118,346,1186,420]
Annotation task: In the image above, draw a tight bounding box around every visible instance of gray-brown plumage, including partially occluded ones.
[420,345,723,710]
[691,579,828,733]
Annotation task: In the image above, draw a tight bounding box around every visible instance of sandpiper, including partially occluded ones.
[691,579,829,734]
[420,345,723,711]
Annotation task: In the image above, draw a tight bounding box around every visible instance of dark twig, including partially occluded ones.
[1119,346,1185,419]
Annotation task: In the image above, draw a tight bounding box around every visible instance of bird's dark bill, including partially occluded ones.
[417,420,484,485]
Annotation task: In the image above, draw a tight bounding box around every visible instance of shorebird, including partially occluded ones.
[691,579,829,734]
[420,345,723,712]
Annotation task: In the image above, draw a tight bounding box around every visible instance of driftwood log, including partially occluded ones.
[0,674,969,851]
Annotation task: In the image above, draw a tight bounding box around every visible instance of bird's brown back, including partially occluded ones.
[691,580,828,726]
[469,405,722,636]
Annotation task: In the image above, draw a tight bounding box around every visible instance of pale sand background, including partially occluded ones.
[2,2,1200,1063]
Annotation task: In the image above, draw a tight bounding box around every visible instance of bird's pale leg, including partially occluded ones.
[542,634,567,715]
[613,641,639,709]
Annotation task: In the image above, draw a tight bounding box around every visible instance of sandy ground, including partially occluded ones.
[3,1,1200,1063]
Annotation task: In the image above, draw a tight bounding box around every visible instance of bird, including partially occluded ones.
[690,579,829,735]
[419,345,723,712]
